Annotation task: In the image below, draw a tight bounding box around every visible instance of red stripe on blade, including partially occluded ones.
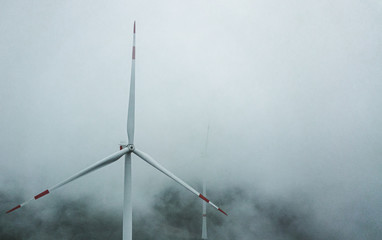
[218,208,228,216]
[132,47,135,59]
[199,194,210,203]
[6,205,21,214]
[34,190,49,200]
[134,21,136,33]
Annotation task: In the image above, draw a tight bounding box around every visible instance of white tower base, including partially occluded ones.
[123,153,132,240]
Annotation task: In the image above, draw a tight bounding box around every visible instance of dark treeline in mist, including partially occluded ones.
[0,192,122,240]
[0,184,376,240]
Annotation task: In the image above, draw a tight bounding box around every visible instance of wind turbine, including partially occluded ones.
[6,22,227,240]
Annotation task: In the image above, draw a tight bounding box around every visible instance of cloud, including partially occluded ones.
[1,1,381,239]
[3,182,380,240]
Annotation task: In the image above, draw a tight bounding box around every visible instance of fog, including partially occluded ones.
[1,0,381,239]
[0,184,358,240]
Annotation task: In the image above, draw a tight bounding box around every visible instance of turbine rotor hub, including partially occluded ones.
[127,144,135,151]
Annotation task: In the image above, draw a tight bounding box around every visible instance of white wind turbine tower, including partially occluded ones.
[6,22,227,240]
[201,125,210,240]
[202,182,208,239]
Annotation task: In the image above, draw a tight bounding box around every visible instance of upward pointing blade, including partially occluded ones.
[133,148,227,216]
[6,147,131,214]
[127,21,136,144]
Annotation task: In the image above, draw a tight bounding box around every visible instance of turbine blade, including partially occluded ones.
[133,148,227,216]
[6,147,131,214]
[127,21,136,144]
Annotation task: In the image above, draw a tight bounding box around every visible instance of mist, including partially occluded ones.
[1,0,382,239]
[1,183,378,239]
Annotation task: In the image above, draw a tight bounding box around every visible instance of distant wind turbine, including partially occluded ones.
[6,22,227,240]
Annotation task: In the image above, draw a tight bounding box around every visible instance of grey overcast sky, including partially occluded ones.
[1,0,382,239]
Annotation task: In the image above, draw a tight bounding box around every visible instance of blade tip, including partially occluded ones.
[218,208,228,216]
[6,205,21,214]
